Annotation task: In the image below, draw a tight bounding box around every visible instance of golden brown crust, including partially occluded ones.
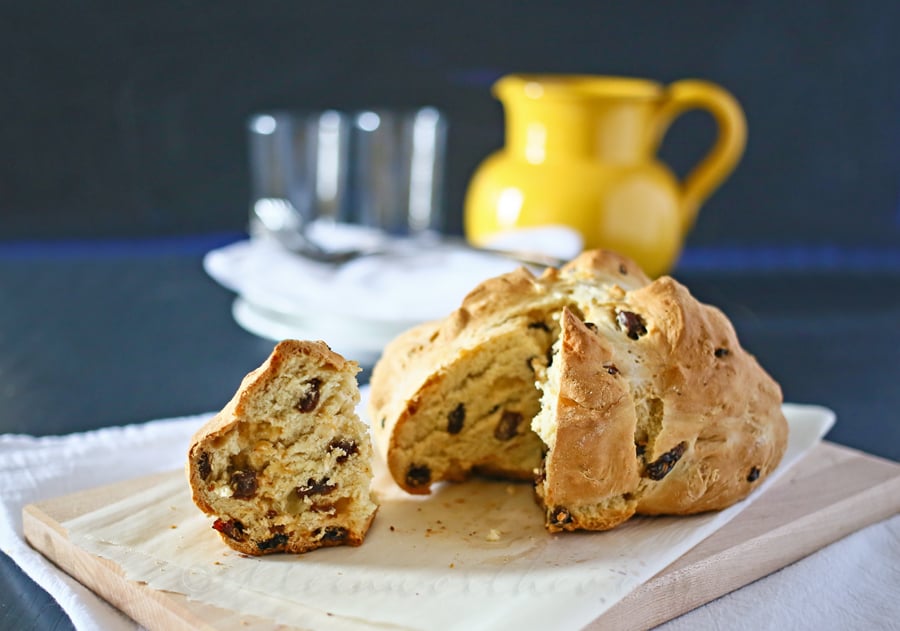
[197,523,371,556]
[370,249,787,532]
[188,340,352,462]
[624,278,787,514]
[558,248,652,286]
[535,278,787,531]
[538,308,641,531]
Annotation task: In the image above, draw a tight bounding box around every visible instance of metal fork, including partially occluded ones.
[250,198,565,268]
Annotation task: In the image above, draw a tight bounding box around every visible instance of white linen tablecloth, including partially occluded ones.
[1,414,897,631]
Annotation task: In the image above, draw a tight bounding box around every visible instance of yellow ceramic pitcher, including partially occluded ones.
[464,74,746,277]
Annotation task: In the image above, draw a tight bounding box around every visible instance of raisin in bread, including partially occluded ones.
[187,340,378,554]
[369,250,788,531]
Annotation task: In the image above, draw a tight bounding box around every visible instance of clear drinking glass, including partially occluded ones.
[246,109,351,237]
[247,107,446,240]
[349,106,447,235]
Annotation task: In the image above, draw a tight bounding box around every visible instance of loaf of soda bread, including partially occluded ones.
[368,250,787,531]
[187,340,378,554]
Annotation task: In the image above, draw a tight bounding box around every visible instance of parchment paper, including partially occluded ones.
[65,403,834,631]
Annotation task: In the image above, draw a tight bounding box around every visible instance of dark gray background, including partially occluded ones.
[2,2,899,252]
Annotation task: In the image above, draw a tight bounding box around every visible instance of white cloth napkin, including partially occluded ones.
[205,224,584,323]
[0,413,211,631]
[1,413,897,630]
[659,513,900,630]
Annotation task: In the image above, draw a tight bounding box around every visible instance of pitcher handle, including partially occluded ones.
[651,80,747,233]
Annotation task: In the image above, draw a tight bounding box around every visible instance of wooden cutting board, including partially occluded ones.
[23,441,900,631]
